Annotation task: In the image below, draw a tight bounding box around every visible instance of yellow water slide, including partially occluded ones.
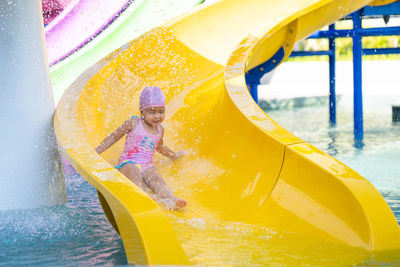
[54,0,400,265]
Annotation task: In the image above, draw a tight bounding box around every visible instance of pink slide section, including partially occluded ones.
[45,0,133,66]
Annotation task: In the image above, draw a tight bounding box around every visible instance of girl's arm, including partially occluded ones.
[95,117,137,154]
[156,126,184,160]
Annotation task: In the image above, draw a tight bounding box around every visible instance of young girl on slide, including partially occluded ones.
[95,86,187,210]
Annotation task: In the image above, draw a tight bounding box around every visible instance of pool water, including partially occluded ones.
[0,165,127,266]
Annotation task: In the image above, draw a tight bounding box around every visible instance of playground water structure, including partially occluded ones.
[52,0,400,265]
[1,0,400,266]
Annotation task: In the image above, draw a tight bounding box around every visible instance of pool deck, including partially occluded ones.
[258,60,400,105]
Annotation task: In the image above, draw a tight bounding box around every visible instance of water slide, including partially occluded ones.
[47,0,204,103]
[45,0,133,66]
[54,0,400,265]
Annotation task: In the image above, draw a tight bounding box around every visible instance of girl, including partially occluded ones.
[95,86,187,210]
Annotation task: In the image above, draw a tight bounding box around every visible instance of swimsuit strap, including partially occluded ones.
[137,117,145,134]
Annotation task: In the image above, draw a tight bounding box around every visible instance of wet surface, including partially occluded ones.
[0,164,127,267]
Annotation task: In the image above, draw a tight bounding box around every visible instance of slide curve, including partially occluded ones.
[45,0,133,66]
[54,0,400,265]
[49,0,204,103]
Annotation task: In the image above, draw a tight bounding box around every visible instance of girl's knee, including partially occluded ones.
[142,167,161,182]
[142,166,159,177]
[128,174,144,189]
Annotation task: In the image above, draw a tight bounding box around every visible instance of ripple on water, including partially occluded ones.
[0,169,127,266]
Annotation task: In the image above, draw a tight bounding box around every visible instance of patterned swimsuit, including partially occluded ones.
[115,116,162,172]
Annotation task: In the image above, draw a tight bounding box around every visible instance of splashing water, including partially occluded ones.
[0,165,127,266]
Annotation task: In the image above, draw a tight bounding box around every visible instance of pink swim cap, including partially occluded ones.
[139,86,166,111]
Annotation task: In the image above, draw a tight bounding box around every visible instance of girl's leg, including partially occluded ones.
[119,163,144,189]
[142,167,187,209]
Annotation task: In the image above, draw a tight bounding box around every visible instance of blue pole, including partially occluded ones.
[308,26,400,38]
[352,10,364,143]
[329,24,336,125]
[249,84,259,104]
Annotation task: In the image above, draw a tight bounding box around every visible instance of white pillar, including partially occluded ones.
[0,0,66,210]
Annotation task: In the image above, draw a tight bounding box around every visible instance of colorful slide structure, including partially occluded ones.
[54,0,400,265]
[47,0,204,103]
[45,0,133,66]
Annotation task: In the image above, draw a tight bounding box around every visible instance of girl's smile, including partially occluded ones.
[142,106,165,129]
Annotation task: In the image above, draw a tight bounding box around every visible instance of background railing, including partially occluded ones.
[248,2,400,144]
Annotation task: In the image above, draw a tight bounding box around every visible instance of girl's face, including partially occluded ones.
[141,106,165,127]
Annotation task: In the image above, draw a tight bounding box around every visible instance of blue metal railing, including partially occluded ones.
[352,10,364,142]
[328,24,336,125]
[247,2,400,145]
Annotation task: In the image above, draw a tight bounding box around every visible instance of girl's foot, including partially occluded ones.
[175,198,187,209]
[159,197,187,210]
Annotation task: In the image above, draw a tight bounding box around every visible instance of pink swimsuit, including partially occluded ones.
[116,117,162,172]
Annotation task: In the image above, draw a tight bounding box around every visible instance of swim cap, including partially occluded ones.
[139,86,166,111]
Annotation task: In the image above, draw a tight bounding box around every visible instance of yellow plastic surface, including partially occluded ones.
[370,0,399,6]
[54,0,400,265]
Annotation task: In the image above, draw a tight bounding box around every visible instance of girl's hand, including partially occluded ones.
[173,150,185,160]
